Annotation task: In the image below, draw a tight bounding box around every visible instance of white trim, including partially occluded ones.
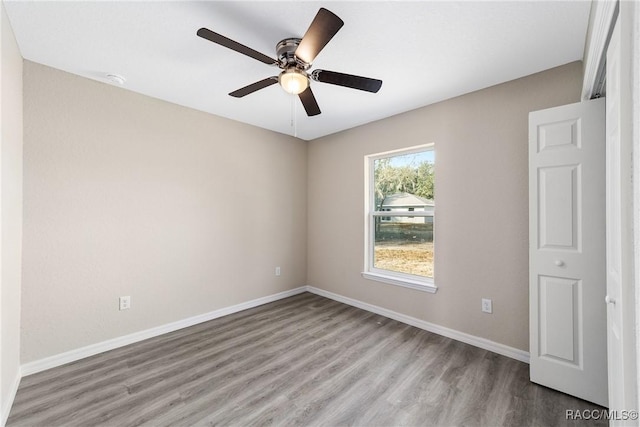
[632,0,640,412]
[18,283,529,394]
[582,0,618,100]
[21,286,307,376]
[364,144,436,288]
[0,368,21,427]
[365,143,436,162]
[372,211,432,217]
[618,1,640,410]
[306,286,530,364]
[361,271,437,293]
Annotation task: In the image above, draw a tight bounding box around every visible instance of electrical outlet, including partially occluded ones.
[482,298,492,314]
[275,267,281,276]
[119,296,131,311]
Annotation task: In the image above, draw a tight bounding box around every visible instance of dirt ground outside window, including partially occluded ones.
[374,242,434,278]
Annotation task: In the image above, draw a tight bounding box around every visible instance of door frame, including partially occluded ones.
[583,0,640,414]
[627,0,640,413]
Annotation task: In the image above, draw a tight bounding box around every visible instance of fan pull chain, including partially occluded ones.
[290,94,298,138]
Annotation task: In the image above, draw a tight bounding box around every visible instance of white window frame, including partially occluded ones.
[362,144,437,293]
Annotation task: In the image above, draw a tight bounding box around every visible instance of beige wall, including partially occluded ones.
[21,62,307,363]
[17,58,582,364]
[307,61,582,352]
[1,2,23,422]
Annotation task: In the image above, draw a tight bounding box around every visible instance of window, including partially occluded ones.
[362,144,436,293]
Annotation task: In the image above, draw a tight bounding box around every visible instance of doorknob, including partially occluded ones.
[554,260,565,267]
[605,295,616,305]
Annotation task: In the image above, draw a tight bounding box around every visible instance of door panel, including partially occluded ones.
[537,118,580,152]
[538,165,579,250]
[538,275,580,365]
[529,98,607,407]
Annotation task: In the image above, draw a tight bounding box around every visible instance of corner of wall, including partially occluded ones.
[1,1,24,424]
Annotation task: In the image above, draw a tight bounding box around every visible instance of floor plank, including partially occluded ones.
[7,292,606,426]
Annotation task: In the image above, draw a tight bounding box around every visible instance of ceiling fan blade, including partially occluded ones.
[312,70,382,93]
[295,8,344,65]
[229,77,278,98]
[197,28,277,65]
[298,87,321,116]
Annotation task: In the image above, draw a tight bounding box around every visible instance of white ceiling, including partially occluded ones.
[4,1,591,141]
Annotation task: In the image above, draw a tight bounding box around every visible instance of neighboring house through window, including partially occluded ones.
[362,144,436,293]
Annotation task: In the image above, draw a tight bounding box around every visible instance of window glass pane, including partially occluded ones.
[371,148,434,279]
[373,151,434,212]
[374,216,433,278]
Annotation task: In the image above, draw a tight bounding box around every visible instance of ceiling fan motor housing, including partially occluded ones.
[276,38,310,70]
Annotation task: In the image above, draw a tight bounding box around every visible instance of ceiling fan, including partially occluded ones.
[197,8,382,117]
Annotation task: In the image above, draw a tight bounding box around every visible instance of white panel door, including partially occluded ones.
[606,17,625,418]
[605,15,637,422]
[529,98,607,406]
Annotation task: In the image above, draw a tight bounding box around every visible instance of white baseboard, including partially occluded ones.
[1,367,21,427]
[20,283,529,379]
[306,286,530,364]
[21,286,307,377]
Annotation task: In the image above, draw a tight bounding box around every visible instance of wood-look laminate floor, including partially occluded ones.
[8,292,606,427]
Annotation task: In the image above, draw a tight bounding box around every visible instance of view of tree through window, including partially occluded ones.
[372,149,434,279]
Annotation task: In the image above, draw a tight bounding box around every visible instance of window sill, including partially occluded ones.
[361,272,438,293]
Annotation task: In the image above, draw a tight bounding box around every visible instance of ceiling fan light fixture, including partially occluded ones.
[279,68,309,95]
